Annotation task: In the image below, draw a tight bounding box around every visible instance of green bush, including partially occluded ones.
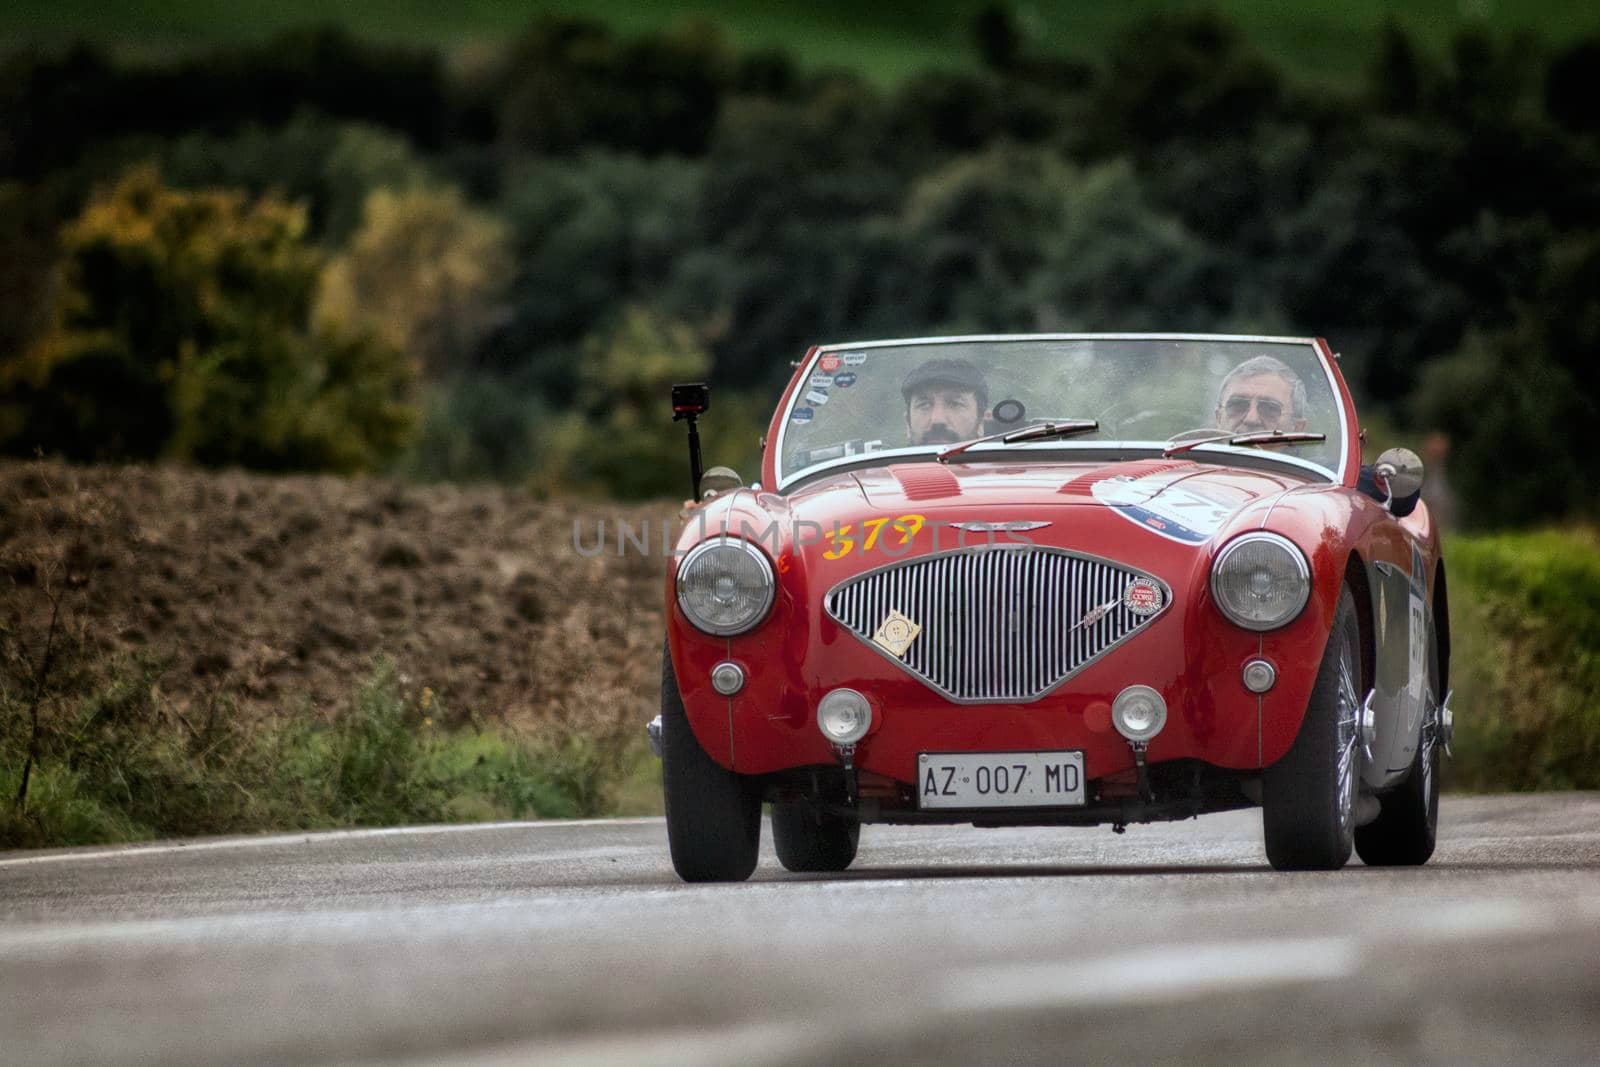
[1447,527,1600,790]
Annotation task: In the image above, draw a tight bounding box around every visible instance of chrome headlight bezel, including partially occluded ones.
[1210,532,1312,632]
[675,538,776,636]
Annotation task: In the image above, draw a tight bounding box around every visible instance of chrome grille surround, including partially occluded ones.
[823,544,1172,704]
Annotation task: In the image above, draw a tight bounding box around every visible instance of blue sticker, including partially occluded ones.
[834,372,857,388]
[791,406,814,423]
[1090,475,1232,546]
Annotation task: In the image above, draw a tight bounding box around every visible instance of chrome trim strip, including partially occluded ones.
[823,543,1172,705]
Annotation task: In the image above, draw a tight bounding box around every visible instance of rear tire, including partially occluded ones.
[771,800,859,873]
[1355,625,1441,866]
[661,643,760,883]
[1263,586,1363,871]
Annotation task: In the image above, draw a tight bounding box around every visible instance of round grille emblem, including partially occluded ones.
[1123,578,1164,616]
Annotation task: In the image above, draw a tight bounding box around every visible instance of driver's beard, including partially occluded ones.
[917,425,962,444]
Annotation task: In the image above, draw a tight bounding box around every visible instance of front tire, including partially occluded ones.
[661,643,760,883]
[1355,624,1442,866]
[771,799,859,873]
[1262,586,1364,871]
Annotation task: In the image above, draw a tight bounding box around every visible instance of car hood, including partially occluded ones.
[840,458,1304,534]
[696,459,1312,567]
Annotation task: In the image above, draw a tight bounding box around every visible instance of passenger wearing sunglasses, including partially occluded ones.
[1213,355,1418,516]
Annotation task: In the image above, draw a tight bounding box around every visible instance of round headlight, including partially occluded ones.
[1112,685,1167,743]
[1210,532,1311,632]
[817,688,872,745]
[676,539,776,636]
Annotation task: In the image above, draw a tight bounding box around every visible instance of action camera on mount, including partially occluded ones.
[671,382,711,498]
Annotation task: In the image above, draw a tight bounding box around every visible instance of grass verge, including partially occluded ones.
[1,657,661,850]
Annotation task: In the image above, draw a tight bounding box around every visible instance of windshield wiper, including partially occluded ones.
[1161,429,1327,458]
[937,419,1099,463]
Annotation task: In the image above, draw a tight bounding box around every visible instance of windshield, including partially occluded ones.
[775,336,1346,488]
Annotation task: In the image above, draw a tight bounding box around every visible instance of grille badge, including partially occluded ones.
[872,609,922,658]
[1123,578,1164,616]
[1071,597,1121,632]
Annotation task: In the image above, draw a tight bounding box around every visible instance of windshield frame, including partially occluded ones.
[769,334,1351,493]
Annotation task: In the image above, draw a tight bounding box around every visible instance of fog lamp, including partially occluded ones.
[817,688,872,745]
[1111,685,1167,743]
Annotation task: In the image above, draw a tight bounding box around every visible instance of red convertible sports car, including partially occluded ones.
[653,334,1451,881]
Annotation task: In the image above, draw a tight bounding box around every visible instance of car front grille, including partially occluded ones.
[823,545,1169,703]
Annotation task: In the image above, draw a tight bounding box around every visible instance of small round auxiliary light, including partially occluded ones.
[817,688,872,745]
[1241,658,1277,694]
[710,661,745,696]
[1111,685,1168,744]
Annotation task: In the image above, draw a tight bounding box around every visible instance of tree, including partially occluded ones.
[316,185,511,379]
[0,165,415,471]
[545,306,761,499]
[161,116,432,244]
[486,152,706,396]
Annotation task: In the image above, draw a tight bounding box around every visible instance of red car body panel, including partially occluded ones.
[673,336,1442,804]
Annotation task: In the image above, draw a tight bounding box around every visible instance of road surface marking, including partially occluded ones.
[940,937,1360,1011]
[0,817,665,869]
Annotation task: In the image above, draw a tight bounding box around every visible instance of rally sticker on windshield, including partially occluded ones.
[1091,474,1234,545]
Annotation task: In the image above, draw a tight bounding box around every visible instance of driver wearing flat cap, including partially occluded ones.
[902,358,989,446]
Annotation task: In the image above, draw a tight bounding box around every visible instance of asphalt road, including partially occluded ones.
[3,794,1598,1065]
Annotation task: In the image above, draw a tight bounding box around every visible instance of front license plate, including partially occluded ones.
[918,750,1085,809]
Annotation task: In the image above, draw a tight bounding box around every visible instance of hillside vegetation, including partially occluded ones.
[4,460,1594,848]
[4,10,1600,525]
[3,1,1596,84]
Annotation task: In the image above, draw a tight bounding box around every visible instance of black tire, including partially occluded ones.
[771,799,860,873]
[1262,586,1364,871]
[661,643,760,883]
[1355,623,1441,866]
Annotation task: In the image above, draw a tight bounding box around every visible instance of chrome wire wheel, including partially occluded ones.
[1334,639,1362,837]
[1420,689,1438,816]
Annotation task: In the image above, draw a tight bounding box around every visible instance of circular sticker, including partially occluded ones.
[818,354,842,372]
[790,406,814,423]
[834,372,857,388]
[1123,578,1164,616]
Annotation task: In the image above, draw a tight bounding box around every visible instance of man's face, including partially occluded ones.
[1215,373,1303,434]
[906,387,982,445]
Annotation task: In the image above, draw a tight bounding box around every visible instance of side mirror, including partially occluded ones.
[699,466,743,499]
[1374,447,1424,505]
